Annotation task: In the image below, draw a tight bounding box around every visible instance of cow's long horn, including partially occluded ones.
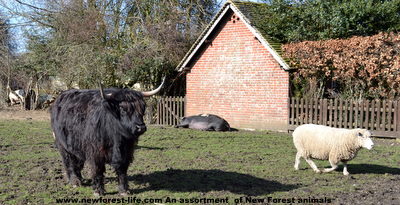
[99,82,105,99]
[141,77,165,97]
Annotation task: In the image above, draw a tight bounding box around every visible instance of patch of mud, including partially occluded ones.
[373,138,400,146]
[331,175,400,205]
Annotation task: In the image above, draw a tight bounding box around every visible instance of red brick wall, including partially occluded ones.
[186,11,289,131]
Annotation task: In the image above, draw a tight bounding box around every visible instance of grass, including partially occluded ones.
[0,119,399,204]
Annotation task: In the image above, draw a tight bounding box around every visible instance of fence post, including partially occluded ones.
[382,100,386,131]
[396,101,400,137]
[349,100,353,129]
[300,98,304,124]
[344,100,348,128]
[394,101,398,133]
[163,97,167,125]
[376,100,381,131]
[387,100,392,131]
[338,99,343,128]
[329,99,333,126]
[296,98,298,125]
[359,99,364,129]
[178,97,182,124]
[156,97,160,125]
[313,98,318,124]
[333,98,338,128]
[371,100,376,130]
[354,100,359,128]
[304,98,310,124]
[290,98,294,126]
[171,97,175,125]
[147,99,153,124]
[322,99,327,126]
[318,99,323,125]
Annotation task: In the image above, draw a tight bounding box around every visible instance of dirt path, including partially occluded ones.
[0,107,50,121]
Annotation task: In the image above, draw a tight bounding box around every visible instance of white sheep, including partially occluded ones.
[293,124,374,175]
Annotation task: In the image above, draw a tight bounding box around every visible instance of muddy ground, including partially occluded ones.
[0,107,50,121]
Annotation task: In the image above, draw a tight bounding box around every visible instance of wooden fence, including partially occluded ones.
[145,96,185,126]
[289,98,400,138]
[147,96,399,138]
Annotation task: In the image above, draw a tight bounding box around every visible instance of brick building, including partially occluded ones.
[177,0,290,131]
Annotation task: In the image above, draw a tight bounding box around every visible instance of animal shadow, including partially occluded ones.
[136,145,165,150]
[348,164,400,175]
[129,169,298,195]
[2,142,53,148]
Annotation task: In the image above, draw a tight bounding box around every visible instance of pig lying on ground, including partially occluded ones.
[175,114,230,131]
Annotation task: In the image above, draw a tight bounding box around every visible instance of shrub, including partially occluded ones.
[283,32,400,99]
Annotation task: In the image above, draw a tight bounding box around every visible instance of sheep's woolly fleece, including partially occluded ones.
[293,124,370,165]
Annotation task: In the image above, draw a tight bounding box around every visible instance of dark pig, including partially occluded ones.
[175,114,230,131]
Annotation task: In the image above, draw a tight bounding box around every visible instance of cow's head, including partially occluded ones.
[99,78,165,137]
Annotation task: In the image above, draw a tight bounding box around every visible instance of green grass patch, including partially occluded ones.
[0,120,399,204]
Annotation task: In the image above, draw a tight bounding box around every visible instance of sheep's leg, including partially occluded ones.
[294,152,301,170]
[342,161,349,176]
[304,158,321,173]
[322,158,338,173]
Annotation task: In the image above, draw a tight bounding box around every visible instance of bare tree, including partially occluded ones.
[1,0,220,102]
[0,12,15,109]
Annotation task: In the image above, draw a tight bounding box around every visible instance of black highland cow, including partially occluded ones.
[50,80,163,196]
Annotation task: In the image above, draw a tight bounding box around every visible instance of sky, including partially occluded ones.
[3,0,265,53]
[1,0,34,53]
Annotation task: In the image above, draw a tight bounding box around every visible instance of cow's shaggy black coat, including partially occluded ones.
[50,88,147,195]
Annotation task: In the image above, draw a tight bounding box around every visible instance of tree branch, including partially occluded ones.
[13,0,55,13]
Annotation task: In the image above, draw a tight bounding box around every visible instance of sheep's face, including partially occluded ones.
[357,129,374,150]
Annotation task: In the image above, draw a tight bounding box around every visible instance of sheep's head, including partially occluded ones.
[356,129,374,150]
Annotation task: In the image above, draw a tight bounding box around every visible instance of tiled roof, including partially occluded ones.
[232,1,285,57]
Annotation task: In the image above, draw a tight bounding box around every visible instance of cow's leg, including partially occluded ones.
[58,147,73,183]
[91,160,106,196]
[114,162,130,196]
[60,150,83,187]
[70,156,84,186]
